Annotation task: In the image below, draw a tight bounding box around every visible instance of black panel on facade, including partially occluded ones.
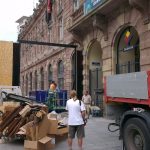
[13,43,20,86]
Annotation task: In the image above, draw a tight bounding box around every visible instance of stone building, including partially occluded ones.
[18,0,150,117]
[18,0,83,98]
[16,16,29,34]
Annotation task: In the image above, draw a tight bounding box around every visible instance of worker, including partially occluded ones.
[82,90,92,119]
[49,81,57,92]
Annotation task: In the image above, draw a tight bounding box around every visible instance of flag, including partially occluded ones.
[46,0,52,24]
[47,0,52,13]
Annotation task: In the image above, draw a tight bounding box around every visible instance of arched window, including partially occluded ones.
[59,17,64,41]
[26,74,28,96]
[115,26,140,74]
[30,72,32,91]
[73,0,80,11]
[48,64,53,84]
[58,60,64,89]
[35,71,37,91]
[40,68,44,90]
[22,76,24,95]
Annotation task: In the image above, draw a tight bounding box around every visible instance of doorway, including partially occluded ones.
[72,50,83,99]
[88,40,103,108]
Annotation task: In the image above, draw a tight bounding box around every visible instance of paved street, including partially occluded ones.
[0,117,122,150]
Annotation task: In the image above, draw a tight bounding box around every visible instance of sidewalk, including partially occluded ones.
[0,117,122,150]
[54,117,122,150]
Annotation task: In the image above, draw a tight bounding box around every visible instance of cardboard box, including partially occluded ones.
[21,116,68,139]
[2,102,20,113]
[47,113,57,119]
[37,115,50,140]
[24,140,37,150]
[57,127,68,135]
[24,136,54,150]
[21,121,36,141]
[19,105,31,117]
[21,115,50,141]
[48,118,68,135]
[48,119,58,134]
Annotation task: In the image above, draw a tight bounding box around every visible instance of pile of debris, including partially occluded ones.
[0,102,69,149]
[0,103,48,139]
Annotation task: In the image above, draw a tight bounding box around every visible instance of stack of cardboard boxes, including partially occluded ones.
[22,111,68,150]
[0,103,68,149]
[23,115,54,150]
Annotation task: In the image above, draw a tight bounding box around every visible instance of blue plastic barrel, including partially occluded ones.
[58,90,67,107]
[35,90,48,103]
[29,91,36,101]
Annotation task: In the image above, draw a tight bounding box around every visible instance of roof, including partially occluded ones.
[16,16,29,23]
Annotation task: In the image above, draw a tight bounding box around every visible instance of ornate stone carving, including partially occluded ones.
[71,30,84,43]
[92,14,108,41]
[129,0,149,24]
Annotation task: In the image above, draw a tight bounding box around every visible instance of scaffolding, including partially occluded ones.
[46,90,67,112]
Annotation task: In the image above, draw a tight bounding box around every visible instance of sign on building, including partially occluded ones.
[84,0,107,15]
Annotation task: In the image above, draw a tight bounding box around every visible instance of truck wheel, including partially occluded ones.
[123,118,150,150]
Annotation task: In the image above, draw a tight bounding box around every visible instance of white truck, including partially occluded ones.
[0,86,35,116]
[0,86,21,118]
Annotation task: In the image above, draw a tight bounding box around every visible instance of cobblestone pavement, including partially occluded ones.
[0,117,122,150]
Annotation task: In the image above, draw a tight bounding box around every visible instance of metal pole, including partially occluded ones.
[74,47,77,91]
[18,40,77,48]
[96,68,98,105]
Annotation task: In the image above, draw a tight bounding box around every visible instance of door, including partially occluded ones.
[89,68,103,109]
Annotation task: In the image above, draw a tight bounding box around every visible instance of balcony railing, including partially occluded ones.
[69,0,126,31]
[72,4,84,23]
[116,61,140,74]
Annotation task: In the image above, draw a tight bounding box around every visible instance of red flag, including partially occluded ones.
[47,0,52,13]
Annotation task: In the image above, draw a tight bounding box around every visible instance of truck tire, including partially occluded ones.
[123,118,150,150]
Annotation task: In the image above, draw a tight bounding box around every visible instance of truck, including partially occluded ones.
[104,71,150,150]
[0,86,22,116]
[0,86,41,118]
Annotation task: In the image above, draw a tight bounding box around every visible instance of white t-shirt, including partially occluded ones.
[82,94,91,104]
[66,98,86,125]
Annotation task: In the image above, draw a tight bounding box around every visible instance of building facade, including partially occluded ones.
[19,0,150,117]
[18,0,83,97]
[16,16,29,34]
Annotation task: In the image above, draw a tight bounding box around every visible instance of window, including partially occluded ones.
[58,0,63,13]
[30,72,32,91]
[58,60,64,89]
[59,17,64,41]
[115,26,140,74]
[22,76,24,95]
[35,71,38,91]
[48,29,52,42]
[40,68,44,90]
[48,64,53,84]
[73,0,80,11]
[26,75,28,96]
